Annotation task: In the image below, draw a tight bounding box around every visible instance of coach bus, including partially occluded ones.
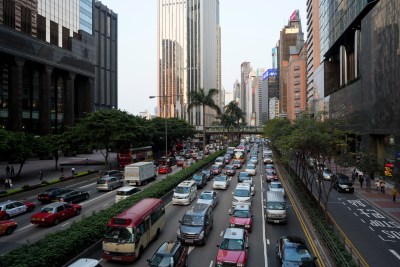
[102,198,166,262]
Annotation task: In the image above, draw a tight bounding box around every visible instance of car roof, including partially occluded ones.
[178,180,196,187]
[0,200,21,206]
[224,228,245,239]
[201,190,214,195]
[156,241,181,256]
[186,203,210,215]
[270,181,281,184]
[236,183,251,189]
[281,236,307,247]
[233,204,251,211]
[42,202,69,208]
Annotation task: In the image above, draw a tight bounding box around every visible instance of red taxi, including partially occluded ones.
[0,220,18,235]
[223,165,236,176]
[210,164,222,175]
[216,228,249,267]
[30,202,81,226]
[158,165,172,174]
[265,170,278,182]
[229,204,253,233]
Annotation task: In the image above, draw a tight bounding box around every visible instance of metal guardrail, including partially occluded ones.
[205,126,264,133]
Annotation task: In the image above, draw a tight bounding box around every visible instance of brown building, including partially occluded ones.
[305,0,321,115]
[287,44,307,121]
[278,10,304,117]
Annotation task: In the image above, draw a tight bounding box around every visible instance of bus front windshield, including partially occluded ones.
[104,226,135,243]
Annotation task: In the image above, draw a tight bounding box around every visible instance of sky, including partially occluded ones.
[99,0,307,116]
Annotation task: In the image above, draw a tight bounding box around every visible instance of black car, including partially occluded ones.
[147,241,188,267]
[54,189,90,203]
[38,188,69,203]
[333,173,354,193]
[201,169,213,181]
[192,173,207,188]
[276,236,317,267]
[238,171,250,183]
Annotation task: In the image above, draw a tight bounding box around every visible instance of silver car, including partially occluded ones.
[269,181,285,197]
[96,176,124,191]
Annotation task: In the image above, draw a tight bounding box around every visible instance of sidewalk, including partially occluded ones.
[332,164,400,224]
[0,151,118,191]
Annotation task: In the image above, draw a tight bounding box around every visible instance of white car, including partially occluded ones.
[245,164,256,176]
[241,178,255,196]
[213,175,229,190]
[269,181,285,197]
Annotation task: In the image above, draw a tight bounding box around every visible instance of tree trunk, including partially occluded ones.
[16,159,26,178]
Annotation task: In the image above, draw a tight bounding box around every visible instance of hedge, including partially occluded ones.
[0,150,226,267]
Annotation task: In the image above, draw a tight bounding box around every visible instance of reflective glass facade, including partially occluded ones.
[80,0,92,33]
[319,0,374,59]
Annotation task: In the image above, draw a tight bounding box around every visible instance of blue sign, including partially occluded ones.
[262,69,278,80]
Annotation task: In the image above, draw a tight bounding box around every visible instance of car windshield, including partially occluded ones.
[104,226,134,243]
[220,238,244,251]
[266,202,285,210]
[202,170,210,174]
[339,177,351,183]
[283,246,312,262]
[97,179,107,184]
[267,171,276,176]
[176,186,190,194]
[232,209,250,218]
[233,160,241,164]
[149,254,174,267]
[215,176,226,181]
[182,215,204,226]
[193,175,202,181]
[271,183,283,189]
[41,207,54,213]
[200,193,213,200]
[246,165,255,169]
[211,165,220,170]
[239,172,248,177]
[234,188,250,197]
[226,166,234,170]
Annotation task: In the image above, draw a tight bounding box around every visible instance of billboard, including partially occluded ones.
[262,69,278,81]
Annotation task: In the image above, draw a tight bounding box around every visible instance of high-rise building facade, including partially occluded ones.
[233,79,240,103]
[93,1,118,110]
[316,0,400,171]
[240,62,251,113]
[305,0,320,115]
[278,10,304,117]
[157,0,220,128]
[0,0,96,134]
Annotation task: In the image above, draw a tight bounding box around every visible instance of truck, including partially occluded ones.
[124,162,157,186]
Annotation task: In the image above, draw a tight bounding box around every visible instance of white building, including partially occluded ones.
[157,0,220,128]
[269,97,280,119]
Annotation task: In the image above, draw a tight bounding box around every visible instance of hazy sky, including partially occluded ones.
[99,0,307,115]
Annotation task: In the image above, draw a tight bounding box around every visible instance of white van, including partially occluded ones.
[115,186,141,203]
[264,191,287,224]
[232,183,252,208]
[67,258,100,267]
[172,180,197,205]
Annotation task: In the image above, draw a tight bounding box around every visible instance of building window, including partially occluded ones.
[50,20,58,46]
[62,26,71,50]
[3,0,16,29]
[21,5,32,35]
[36,14,46,41]
[50,76,64,134]
[0,63,10,129]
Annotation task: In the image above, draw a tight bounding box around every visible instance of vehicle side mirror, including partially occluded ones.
[216,244,220,247]
[246,246,249,249]
[263,206,266,209]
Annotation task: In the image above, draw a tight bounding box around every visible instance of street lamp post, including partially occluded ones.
[149,94,182,178]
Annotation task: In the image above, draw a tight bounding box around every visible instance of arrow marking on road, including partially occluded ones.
[188,246,195,254]
[389,250,400,260]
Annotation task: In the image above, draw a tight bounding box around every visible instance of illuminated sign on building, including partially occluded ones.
[384,163,394,177]
[262,69,278,80]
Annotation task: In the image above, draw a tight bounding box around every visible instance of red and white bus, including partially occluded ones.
[117,146,153,169]
[102,198,166,262]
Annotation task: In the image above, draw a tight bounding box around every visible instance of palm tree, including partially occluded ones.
[188,88,221,149]
[217,113,236,144]
[225,101,245,140]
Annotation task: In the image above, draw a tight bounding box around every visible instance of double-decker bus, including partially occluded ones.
[117,146,153,169]
[102,198,166,262]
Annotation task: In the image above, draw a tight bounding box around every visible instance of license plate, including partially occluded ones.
[345,189,349,191]
[274,220,280,223]
[112,257,122,260]
[186,240,193,243]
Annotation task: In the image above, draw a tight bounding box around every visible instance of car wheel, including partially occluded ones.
[53,218,60,225]
[76,209,81,215]
[202,235,207,246]
[85,194,89,200]
[110,186,114,191]
[6,226,15,235]
[155,228,161,240]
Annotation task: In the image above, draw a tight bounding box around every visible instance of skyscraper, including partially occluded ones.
[0,0,96,134]
[157,0,220,127]
[93,1,118,111]
[240,62,251,113]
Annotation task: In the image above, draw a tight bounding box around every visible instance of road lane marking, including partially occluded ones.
[209,261,213,267]
[378,235,396,242]
[260,175,268,267]
[15,223,34,232]
[361,219,365,223]
[354,213,358,216]
[81,190,116,205]
[79,182,97,188]
[103,204,109,207]
[267,239,270,245]
[389,249,400,260]
[62,222,70,227]
[369,226,375,231]
[347,207,352,211]
[220,231,224,236]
